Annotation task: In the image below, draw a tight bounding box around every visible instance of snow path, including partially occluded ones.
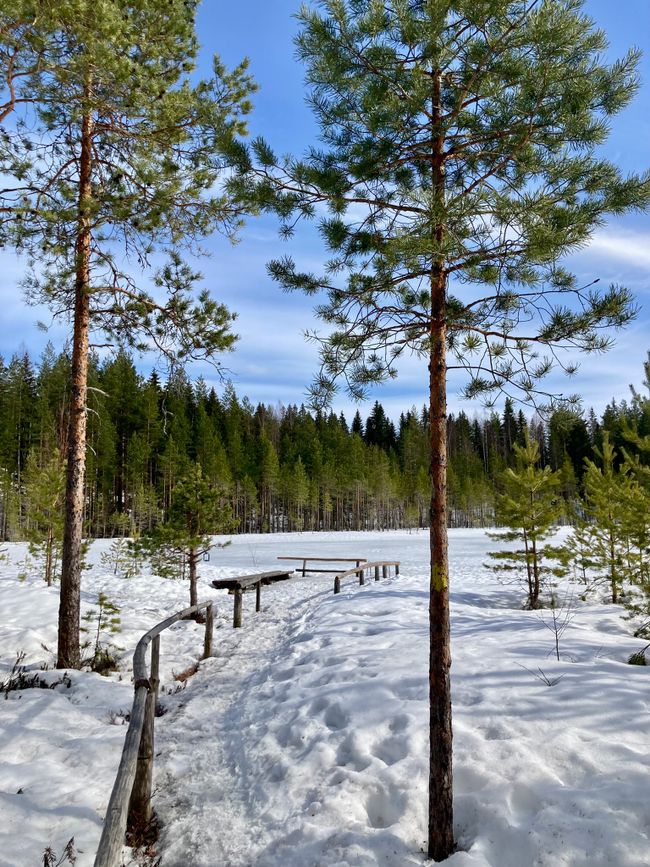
[152,532,650,867]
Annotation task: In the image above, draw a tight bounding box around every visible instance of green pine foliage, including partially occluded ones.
[572,434,635,604]
[242,3,649,852]
[81,592,122,674]
[22,449,66,586]
[487,436,569,609]
[137,463,236,610]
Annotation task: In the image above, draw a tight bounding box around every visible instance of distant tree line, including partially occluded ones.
[2,345,649,545]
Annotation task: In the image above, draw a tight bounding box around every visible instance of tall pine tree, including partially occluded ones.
[243,1,649,857]
[1,0,254,667]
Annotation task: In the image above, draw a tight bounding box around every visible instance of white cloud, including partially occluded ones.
[587,229,650,272]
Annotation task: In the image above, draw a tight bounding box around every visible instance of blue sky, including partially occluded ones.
[1,0,649,422]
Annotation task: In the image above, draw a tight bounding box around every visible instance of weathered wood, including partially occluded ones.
[278,556,368,562]
[94,599,215,867]
[203,603,213,660]
[94,687,148,867]
[212,570,294,628]
[127,635,159,836]
[278,556,367,575]
[211,570,293,591]
[233,588,243,628]
[331,561,400,595]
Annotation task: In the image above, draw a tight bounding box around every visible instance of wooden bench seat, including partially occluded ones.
[277,556,367,576]
[211,570,294,627]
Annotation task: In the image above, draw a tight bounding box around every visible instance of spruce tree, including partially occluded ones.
[242,2,649,857]
[1,1,254,667]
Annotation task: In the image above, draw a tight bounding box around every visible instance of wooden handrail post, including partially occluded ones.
[334,575,341,594]
[233,588,243,628]
[374,565,380,581]
[203,603,214,660]
[255,582,261,613]
[302,558,306,577]
[358,567,365,585]
[382,564,388,580]
[395,562,400,575]
[127,634,159,838]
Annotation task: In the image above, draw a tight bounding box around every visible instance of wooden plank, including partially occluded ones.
[278,556,368,562]
[211,570,293,591]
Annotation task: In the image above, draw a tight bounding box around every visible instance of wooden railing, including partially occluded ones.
[333,560,400,594]
[93,600,215,867]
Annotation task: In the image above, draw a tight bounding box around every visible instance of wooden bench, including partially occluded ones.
[277,556,367,577]
[211,570,294,627]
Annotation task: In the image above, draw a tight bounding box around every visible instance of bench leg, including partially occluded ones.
[334,576,341,594]
[233,588,243,628]
[256,582,261,613]
[375,565,380,581]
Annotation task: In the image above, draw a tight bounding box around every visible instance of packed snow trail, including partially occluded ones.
[152,531,650,867]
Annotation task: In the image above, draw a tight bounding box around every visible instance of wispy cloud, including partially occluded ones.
[587,229,650,272]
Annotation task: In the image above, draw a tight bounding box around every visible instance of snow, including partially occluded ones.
[1,530,649,866]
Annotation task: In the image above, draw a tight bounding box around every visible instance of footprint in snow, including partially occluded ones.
[365,784,407,828]
[372,734,408,766]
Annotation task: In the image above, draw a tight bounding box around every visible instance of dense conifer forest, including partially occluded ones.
[2,344,649,542]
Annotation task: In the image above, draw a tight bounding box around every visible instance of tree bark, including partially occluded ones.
[57,95,93,669]
[189,548,198,609]
[427,69,454,863]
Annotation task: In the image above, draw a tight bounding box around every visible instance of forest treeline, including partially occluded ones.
[1,344,650,541]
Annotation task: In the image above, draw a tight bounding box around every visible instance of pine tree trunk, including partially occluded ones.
[45,526,53,587]
[427,69,454,863]
[57,98,93,670]
[189,548,198,608]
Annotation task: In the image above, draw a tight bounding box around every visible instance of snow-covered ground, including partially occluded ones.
[1,530,649,867]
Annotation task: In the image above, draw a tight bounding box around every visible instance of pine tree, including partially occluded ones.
[81,592,121,673]
[487,436,568,609]
[573,434,635,604]
[139,464,236,612]
[243,2,649,856]
[23,449,66,586]
[1,2,255,667]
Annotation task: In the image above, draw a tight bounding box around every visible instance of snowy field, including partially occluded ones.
[1,530,649,867]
